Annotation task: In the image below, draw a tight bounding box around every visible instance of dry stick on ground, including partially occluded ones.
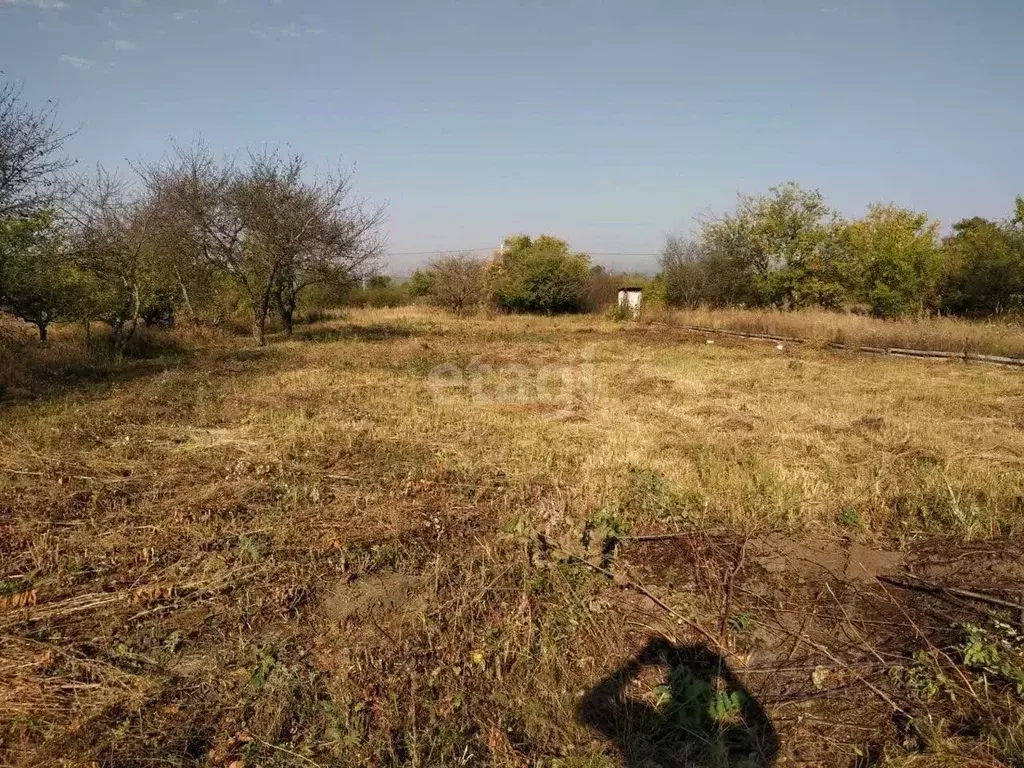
[772,683,857,711]
[620,533,696,542]
[0,467,131,483]
[783,587,825,667]
[718,535,749,640]
[536,534,728,655]
[824,583,889,667]
[888,572,1024,613]
[869,576,980,698]
[251,736,325,768]
[0,565,265,629]
[770,618,909,717]
[619,528,731,543]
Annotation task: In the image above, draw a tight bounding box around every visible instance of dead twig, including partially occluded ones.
[886,573,1024,613]
[772,622,909,716]
[251,736,324,768]
[537,534,728,655]
[619,533,696,542]
[719,535,748,640]
[771,683,856,711]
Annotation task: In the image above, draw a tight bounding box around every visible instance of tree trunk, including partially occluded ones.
[282,293,296,336]
[251,302,269,346]
[251,315,265,345]
[273,285,299,336]
[174,268,196,322]
[110,320,126,362]
[37,322,48,342]
[112,283,141,363]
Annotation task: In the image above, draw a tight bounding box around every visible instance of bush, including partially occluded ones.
[582,265,619,313]
[489,235,590,314]
[341,276,414,308]
[421,253,485,316]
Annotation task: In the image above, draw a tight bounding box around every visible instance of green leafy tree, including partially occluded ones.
[839,204,942,318]
[939,216,1024,315]
[489,234,590,314]
[408,268,436,299]
[342,274,413,308]
[698,183,844,308]
[0,79,76,338]
[0,212,84,340]
[581,264,619,313]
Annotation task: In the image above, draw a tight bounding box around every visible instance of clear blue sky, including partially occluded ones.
[2,0,1022,273]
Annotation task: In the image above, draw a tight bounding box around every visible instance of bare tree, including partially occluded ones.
[64,169,159,359]
[239,150,383,337]
[143,174,240,327]
[659,236,710,308]
[143,143,383,343]
[425,253,485,316]
[0,79,74,219]
[140,142,251,327]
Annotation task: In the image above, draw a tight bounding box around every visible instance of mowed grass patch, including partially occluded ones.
[2,307,1024,765]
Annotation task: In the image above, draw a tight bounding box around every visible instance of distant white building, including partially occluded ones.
[617,286,642,311]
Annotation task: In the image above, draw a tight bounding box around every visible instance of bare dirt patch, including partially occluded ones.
[751,533,903,584]
[321,572,426,625]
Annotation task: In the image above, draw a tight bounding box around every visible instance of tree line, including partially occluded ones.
[658,183,1024,319]
[3,76,1024,354]
[0,80,382,356]
[406,184,1024,321]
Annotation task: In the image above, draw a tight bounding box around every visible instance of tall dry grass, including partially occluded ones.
[0,317,207,401]
[645,306,1024,358]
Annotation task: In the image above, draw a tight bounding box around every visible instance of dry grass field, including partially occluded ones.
[2,307,1024,767]
[648,306,1024,360]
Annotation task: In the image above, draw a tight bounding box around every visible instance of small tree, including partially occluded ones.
[144,144,382,344]
[489,235,590,314]
[0,78,74,327]
[0,212,84,340]
[698,183,844,308]
[424,253,484,316]
[66,169,161,359]
[408,268,436,299]
[938,212,1024,316]
[582,265,618,313]
[658,237,709,308]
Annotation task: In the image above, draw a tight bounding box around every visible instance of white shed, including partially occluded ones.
[617,286,642,311]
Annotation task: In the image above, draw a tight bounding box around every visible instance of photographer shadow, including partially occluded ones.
[578,637,779,767]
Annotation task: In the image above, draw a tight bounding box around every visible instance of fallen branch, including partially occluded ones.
[771,683,856,711]
[0,565,265,629]
[771,623,909,716]
[885,573,1024,613]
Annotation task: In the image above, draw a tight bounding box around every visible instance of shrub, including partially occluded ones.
[421,253,485,316]
[489,235,590,314]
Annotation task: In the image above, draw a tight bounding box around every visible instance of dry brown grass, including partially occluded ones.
[2,307,1023,766]
[645,306,1024,359]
